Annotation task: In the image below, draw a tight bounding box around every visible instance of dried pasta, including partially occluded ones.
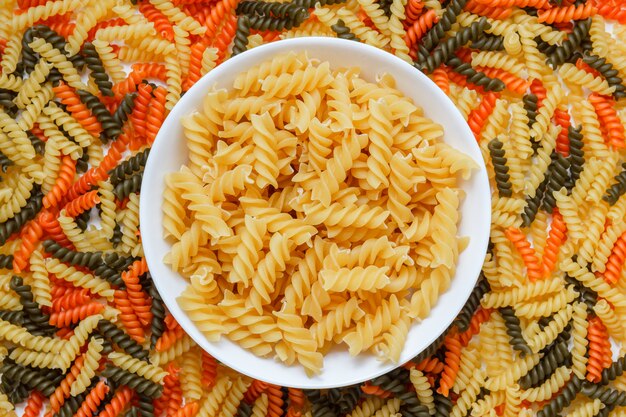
[166,52,474,374]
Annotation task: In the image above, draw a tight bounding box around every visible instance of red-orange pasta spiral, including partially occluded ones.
[472,0,549,7]
[464,0,513,19]
[13,220,43,273]
[51,285,69,299]
[244,379,269,404]
[132,63,168,81]
[553,21,573,33]
[261,30,281,42]
[214,13,238,63]
[121,258,152,327]
[146,87,167,144]
[63,190,101,218]
[530,79,546,107]
[458,308,492,346]
[595,2,626,24]
[361,382,393,398]
[74,380,109,417]
[432,68,450,95]
[154,364,179,417]
[267,385,285,417]
[102,95,119,115]
[467,92,499,141]
[601,317,613,368]
[51,288,91,312]
[201,351,218,388]
[49,302,105,327]
[437,333,462,396]
[286,408,302,417]
[37,18,76,38]
[183,38,213,91]
[165,313,181,331]
[166,369,183,417]
[589,93,626,149]
[288,388,305,411]
[155,327,186,352]
[586,316,611,382]
[114,290,145,343]
[171,401,199,417]
[63,167,100,205]
[17,0,47,8]
[130,83,152,139]
[128,130,145,152]
[53,82,103,136]
[204,0,238,41]
[476,66,530,95]
[184,5,211,27]
[404,0,424,27]
[181,1,209,12]
[50,356,85,412]
[38,209,74,249]
[112,71,144,100]
[23,391,44,417]
[63,132,129,204]
[139,3,175,41]
[604,231,626,285]
[416,356,445,374]
[537,3,597,24]
[94,132,131,178]
[97,386,133,417]
[554,108,571,156]
[30,124,46,141]
[43,156,76,209]
[425,374,436,387]
[542,209,568,277]
[404,10,438,52]
[56,327,74,340]
[506,227,543,281]
[40,15,72,26]
[357,9,375,30]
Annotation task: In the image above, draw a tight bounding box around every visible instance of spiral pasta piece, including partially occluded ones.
[593,221,626,274]
[541,209,567,277]
[604,231,626,284]
[505,227,542,281]
[589,92,625,149]
[587,316,611,383]
[537,3,597,24]
[467,91,498,141]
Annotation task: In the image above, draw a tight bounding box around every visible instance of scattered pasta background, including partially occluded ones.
[0,0,626,416]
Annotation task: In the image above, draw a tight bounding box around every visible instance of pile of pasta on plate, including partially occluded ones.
[163,51,477,375]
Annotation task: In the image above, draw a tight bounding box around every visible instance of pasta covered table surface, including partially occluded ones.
[2,0,626,416]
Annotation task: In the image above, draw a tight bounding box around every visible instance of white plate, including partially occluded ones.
[140,37,491,389]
